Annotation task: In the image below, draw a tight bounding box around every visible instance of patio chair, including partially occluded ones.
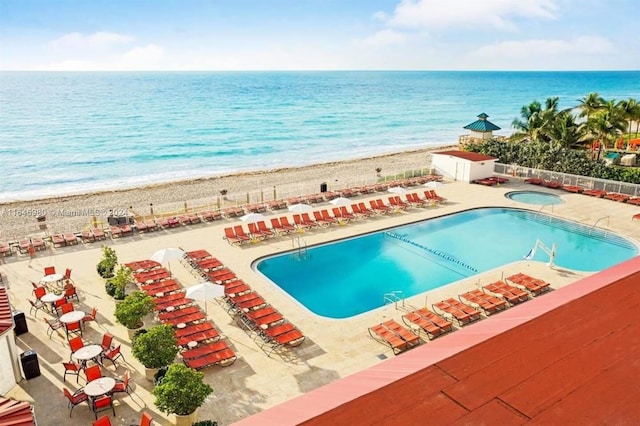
[111,370,132,397]
[92,395,115,419]
[135,412,153,426]
[82,307,98,328]
[93,416,112,426]
[68,336,84,358]
[65,320,83,338]
[44,318,63,338]
[100,333,114,351]
[64,284,79,302]
[58,302,74,316]
[62,361,84,383]
[64,268,74,284]
[85,364,102,382]
[29,299,47,317]
[44,266,56,275]
[34,286,47,301]
[63,388,89,417]
[101,344,124,367]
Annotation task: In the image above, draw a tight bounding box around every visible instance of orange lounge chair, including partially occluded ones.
[483,281,529,305]
[181,340,230,360]
[459,289,507,315]
[312,210,332,226]
[158,305,201,321]
[633,213,640,220]
[223,227,248,245]
[402,309,452,340]
[432,299,481,326]
[271,217,294,234]
[183,347,237,369]
[582,189,607,198]
[368,323,408,355]
[52,234,65,247]
[388,196,409,210]
[382,319,420,348]
[247,223,268,241]
[506,273,551,296]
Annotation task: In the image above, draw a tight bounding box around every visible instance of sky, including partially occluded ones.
[1,0,638,71]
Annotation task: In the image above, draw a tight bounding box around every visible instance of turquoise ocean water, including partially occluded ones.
[1,71,638,201]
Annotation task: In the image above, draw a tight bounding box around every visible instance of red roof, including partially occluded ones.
[234,256,640,425]
[0,288,13,336]
[0,397,35,426]
[433,150,497,162]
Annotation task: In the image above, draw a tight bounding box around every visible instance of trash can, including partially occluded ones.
[13,310,28,336]
[320,182,328,193]
[20,350,41,380]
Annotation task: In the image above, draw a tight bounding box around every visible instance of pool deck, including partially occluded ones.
[1,179,639,425]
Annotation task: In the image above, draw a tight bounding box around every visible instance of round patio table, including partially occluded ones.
[59,310,86,324]
[41,273,64,285]
[84,377,116,397]
[73,344,103,367]
[40,293,64,304]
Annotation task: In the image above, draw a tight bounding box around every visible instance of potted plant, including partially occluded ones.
[153,363,213,426]
[105,265,132,301]
[132,325,179,380]
[96,246,118,278]
[114,290,154,339]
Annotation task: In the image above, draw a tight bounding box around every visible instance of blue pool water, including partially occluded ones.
[255,208,638,319]
[506,191,564,205]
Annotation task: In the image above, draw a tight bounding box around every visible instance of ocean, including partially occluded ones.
[1,71,638,202]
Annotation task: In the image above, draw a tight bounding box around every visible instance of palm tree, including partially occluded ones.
[617,98,640,140]
[511,97,560,143]
[588,100,627,158]
[547,112,586,149]
[577,92,605,121]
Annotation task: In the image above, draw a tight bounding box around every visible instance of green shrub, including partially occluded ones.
[105,281,117,297]
[96,246,118,278]
[153,364,213,416]
[132,325,178,369]
[114,290,154,330]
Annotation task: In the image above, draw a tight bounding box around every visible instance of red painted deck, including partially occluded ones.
[234,256,640,425]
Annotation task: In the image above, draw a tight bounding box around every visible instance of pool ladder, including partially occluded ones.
[384,290,405,309]
[292,235,307,260]
[589,216,609,236]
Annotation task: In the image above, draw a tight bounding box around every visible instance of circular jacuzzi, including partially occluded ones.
[505,191,564,205]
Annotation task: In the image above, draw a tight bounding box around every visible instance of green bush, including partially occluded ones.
[96,246,118,278]
[153,364,213,416]
[192,421,218,426]
[114,290,154,330]
[105,281,117,297]
[132,325,178,369]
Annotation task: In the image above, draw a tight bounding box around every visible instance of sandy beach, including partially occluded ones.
[0,145,454,240]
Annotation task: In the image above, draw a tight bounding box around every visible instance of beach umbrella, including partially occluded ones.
[329,197,352,206]
[240,212,266,223]
[185,281,225,313]
[424,181,444,189]
[388,186,407,195]
[288,203,313,213]
[150,248,185,265]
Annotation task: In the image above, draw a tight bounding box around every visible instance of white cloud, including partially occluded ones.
[119,44,164,69]
[361,29,407,47]
[384,0,558,31]
[49,31,135,49]
[474,36,615,58]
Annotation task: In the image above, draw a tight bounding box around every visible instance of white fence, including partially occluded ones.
[494,163,640,197]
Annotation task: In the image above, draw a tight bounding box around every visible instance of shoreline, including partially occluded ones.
[0,144,455,239]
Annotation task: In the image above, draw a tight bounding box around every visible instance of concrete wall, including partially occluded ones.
[0,334,19,394]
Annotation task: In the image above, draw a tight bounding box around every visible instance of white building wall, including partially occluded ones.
[0,335,18,394]
[432,154,498,183]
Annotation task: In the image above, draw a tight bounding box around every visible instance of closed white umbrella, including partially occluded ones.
[288,203,313,213]
[424,181,444,188]
[185,282,225,313]
[240,213,266,223]
[388,186,407,195]
[329,197,352,206]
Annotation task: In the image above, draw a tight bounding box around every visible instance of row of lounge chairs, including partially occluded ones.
[182,249,305,356]
[526,178,640,206]
[369,273,551,354]
[125,259,238,369]
[472,176,510,186]
[223,192,448,245]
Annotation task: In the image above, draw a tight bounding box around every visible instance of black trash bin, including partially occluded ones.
[320,182,328,193]
[13,310,28,336]
[21,350,41,380]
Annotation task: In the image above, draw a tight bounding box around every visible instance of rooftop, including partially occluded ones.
[1,178,639,425]
[432,150,497,162]
[463,113,501,132]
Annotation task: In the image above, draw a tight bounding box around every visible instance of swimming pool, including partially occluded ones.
[506,191,564,205]
[255,208,638,319]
